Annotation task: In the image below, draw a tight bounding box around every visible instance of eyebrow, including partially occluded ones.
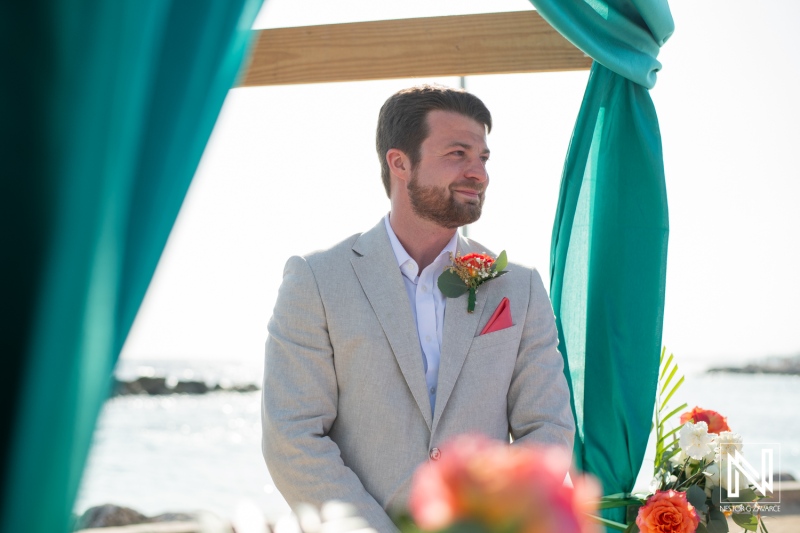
[446,141,491,155]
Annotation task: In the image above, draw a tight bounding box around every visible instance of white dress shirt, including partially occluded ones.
[384,214,459,415]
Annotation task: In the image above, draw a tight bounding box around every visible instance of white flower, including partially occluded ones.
[715,431,744,459]
[705,462,721,489]
[679,421,715,460]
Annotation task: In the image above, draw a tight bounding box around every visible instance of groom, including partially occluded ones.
[262,85,574,532]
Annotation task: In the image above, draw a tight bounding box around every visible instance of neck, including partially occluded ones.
[389,210,456,272]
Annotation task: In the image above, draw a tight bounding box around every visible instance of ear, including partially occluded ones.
[386,148,411,184]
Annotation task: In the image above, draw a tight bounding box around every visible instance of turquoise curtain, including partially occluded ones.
[529,0,673,524]
[0,1,263,532]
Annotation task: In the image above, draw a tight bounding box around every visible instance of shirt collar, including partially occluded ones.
[384,214,459,281]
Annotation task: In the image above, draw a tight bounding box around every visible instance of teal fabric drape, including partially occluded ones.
[0,1,263,532]
[529,0,673,524]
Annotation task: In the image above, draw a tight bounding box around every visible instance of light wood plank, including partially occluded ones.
[239,11,591,87]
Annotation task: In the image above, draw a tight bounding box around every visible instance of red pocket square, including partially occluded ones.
[480,297,513,335]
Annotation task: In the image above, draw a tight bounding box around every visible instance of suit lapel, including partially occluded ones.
[350,220,433,430]
[432,235,490,433]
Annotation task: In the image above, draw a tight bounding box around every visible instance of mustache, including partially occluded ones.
[449,181,485,193]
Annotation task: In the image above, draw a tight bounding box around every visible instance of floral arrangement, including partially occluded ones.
[403,434,601,533]
[438,251,508,312]
[599,349,770,533]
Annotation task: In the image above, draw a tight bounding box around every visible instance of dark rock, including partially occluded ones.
[76,504,148,528]
[150,512,196,522]
[707,354,800,375]
[171,380,209,394]
[118,376,171,395]
[112,377,260,397]
[230,383,259,393]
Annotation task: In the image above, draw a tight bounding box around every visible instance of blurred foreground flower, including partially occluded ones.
[407,434,600,533]
[635,490,699,533]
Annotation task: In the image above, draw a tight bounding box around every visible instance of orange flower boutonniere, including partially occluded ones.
[437,250,508,313]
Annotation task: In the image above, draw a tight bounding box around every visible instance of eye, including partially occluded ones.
[480,155,490,164]
[450,150,465,157]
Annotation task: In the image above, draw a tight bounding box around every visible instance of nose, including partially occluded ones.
[465,157,489,184]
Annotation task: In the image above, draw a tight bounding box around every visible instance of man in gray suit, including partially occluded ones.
[262,85,574,533]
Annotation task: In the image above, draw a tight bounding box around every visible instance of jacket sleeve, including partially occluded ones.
[262,255,399,533]
[507,268,576,453]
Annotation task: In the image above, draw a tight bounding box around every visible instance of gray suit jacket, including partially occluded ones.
[262,219,574,532]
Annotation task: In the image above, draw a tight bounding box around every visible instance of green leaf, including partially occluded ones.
[661,363,679,396]
[661,376,686,411]
[732,513,759,531]
[707,516,729,533]
[663,443,683,461]
[657,424,683,445]
[595,498,643,510]
[587,515,629,531]
[687,485,709,514]
[437,270,469,297]
[736,488,758,502]
[711,486,722,507]
[624,522,640,533]
[662,403,688,424]
[660,351,674,381]
[493,250,508,272]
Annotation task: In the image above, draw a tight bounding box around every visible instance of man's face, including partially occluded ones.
[407,110,490,229]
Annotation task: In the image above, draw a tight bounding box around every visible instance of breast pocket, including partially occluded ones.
[468,322,523,354]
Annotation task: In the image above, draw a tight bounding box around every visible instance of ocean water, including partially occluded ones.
[75,359,800,521]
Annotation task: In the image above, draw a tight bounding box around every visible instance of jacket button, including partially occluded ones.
[429,447,441,461]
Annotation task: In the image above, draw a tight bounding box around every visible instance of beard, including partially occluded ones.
[407,169,485,229]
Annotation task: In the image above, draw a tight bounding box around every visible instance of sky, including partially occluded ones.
[120,0,800,374]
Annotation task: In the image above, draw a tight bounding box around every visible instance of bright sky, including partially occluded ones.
[121,0,800,373]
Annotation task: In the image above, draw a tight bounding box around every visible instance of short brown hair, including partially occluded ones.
[376,84,492,198]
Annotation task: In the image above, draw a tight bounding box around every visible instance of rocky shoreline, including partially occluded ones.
[707,354,800,375]
[113,376,259,396]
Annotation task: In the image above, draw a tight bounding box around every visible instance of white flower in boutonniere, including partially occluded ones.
[437,251,508,313]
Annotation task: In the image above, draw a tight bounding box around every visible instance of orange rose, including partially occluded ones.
[636,490,700,533]
[680,407,730,434]
[456,253,494,277]
[408,434,600,533]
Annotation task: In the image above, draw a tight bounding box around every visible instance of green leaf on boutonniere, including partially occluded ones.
[438,269,469,298]
[492,250,508,273]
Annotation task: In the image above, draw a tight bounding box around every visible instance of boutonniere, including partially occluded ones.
[437,251,508,313]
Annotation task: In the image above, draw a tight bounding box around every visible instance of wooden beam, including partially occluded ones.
[239,11,591,87]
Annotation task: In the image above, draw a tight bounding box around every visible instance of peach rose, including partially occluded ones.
[408,434,601,533]
[680,407,730,434]
[636,490,700,533]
